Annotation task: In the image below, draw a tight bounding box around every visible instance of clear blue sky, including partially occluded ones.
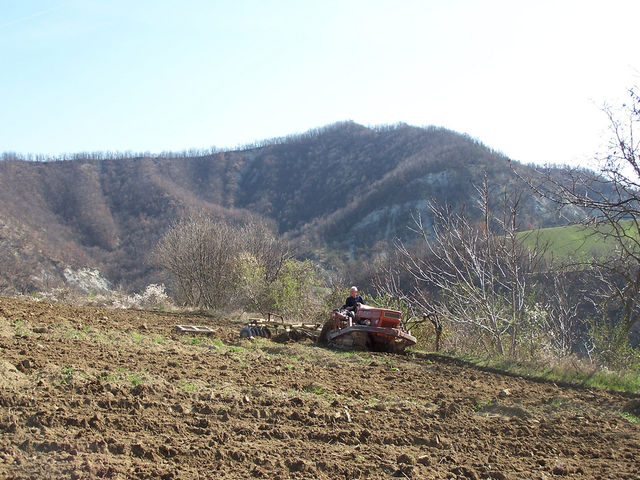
[1,0,638,166]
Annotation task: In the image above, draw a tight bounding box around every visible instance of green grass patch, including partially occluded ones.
[60,366,75,383]
[546,397,564,408]
[100,367,127,383]
[99,367,147,386]
[178,335,220,347]
[64,326,101,342]
[128,372,145,386]
[334,350,370,364]
[179,380,197,392]
[474,398,493,411]
[130,332,144,343]
[620,411,640,424]
[518,220,639,265]
[65,329,85,339]
[577,369,640,393]
[302,383,326,395]
[457,353,640,394]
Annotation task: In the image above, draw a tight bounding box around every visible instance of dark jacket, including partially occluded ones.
[344,295,364,311]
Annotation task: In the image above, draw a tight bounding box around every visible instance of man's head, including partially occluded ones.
[350,286,358,298]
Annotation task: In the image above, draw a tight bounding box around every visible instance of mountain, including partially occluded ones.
[0,122,575,293]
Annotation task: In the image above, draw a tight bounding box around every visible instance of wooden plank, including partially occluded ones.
[174,325,216,335]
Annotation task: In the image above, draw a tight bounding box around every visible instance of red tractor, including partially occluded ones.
[318,304,418,353]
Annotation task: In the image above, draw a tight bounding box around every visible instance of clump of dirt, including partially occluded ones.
[1,296,639,479]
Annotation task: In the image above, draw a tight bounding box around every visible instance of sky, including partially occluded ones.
[1,0,638,167]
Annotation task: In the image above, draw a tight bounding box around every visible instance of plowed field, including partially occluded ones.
[1,296,639,479]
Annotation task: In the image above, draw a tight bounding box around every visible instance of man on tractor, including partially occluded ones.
[342,286,364,324]
[320,286,416,352]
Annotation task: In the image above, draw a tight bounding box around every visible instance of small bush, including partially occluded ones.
[589,317,640,370]
[240,258,323,322]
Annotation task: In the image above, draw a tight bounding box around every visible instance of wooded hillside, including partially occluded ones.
[0,122,579,292]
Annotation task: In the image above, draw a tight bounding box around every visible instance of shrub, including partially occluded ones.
[268,259,322,322]
[237,255,324,322]
[589,317,640,370]
[155,214,289,311]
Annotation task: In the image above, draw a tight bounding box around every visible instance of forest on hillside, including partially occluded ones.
[0,122,582,293]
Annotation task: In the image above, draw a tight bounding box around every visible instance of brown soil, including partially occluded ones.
[1,296,639,480]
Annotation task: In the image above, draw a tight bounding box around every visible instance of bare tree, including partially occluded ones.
[536,271,586,357]
[525,87,640,345]
[155,213,292,312]
[240,219,289,282]
[393,177,547,357]
[370,248,445,351]
[154,214,239,309]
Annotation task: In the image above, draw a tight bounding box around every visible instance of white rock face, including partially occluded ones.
[63,267,112,293]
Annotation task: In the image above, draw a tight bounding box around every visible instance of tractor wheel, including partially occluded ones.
[317,320,332,345]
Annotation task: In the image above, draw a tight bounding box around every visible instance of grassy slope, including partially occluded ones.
[518,220,638,264]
